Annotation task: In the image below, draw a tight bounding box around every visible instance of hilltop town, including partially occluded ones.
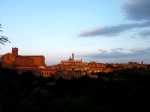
[1,47,150,79]
[1,47,150,112]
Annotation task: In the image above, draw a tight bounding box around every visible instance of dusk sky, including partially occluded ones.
[1,0,150,65]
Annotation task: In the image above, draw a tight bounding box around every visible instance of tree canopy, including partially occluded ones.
[0,24,10,46]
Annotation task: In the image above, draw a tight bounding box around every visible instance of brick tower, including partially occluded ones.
[72,53,74,61]
[12,47,18,55]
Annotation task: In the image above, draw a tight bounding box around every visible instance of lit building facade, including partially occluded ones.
[1,47,46,69]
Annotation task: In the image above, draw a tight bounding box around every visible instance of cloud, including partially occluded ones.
[80,47,150,61]
[130,47,150,53]
[79,21,150,37]
[79,0,150,37]
[82,52,127,59]
[138,30,150,37]
[98,48,124,54]
[123,0,150,21]
[98,48,107,53]
[147,47,150,51]
[111,48,124,52]
[130,47,147,52]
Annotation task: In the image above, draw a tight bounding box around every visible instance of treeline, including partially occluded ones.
[1,68,150,112]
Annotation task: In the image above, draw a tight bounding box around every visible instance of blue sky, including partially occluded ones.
[1,0,150,65]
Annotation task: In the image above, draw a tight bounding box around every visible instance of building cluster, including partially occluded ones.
[1,47,150,79]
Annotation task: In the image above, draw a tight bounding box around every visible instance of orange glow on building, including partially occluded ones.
[1,47,46,69]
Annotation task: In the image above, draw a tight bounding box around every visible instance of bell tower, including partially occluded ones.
[72,53,74,61]
[12,47,18,55]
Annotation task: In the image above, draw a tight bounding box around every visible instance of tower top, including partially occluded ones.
[72,53,74,61]
[12,47,18,55]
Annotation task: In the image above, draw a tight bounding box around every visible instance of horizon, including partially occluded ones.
[1,0,150,65]
[0,47,148,66]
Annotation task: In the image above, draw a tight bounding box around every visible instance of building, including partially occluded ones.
[1,48,117,79]
[1,47,46,70]
[61,53,82,66]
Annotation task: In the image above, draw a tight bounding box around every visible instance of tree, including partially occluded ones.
[0,24,10,67]
[0,24,10,46]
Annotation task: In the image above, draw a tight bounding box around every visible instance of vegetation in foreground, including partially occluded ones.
[1,68,150,112]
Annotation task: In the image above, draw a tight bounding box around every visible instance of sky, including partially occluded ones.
[1,0,150,65]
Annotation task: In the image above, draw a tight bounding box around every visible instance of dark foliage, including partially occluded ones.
[0,24,10,47]
[0,68,150,112]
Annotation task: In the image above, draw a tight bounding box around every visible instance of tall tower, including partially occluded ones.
[141,61,143,65]
[12,47,18,55]
[72,53,74,61]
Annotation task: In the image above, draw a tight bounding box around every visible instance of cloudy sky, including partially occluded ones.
[0,0,150,65]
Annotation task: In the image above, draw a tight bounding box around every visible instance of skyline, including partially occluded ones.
[0,0,150,65]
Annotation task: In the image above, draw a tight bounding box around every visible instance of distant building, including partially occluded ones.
[1,47,46,70]
[61,53,82,65]
[3,48,142,80]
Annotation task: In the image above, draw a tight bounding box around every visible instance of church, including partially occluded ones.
[60,53,82,65]
[1,47,46,69]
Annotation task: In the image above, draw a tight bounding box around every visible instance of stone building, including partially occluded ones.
[61,53,82,66]
[84,61,107,74]
[1,48,116,79]
[1,47,46,70]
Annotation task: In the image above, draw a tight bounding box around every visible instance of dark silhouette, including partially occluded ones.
[0,68,150,112]
[0,24,10,47]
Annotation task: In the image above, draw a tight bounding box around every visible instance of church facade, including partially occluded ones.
[1,47,46,69]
